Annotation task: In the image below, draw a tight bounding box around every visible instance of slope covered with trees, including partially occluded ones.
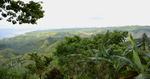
[0,27,150,79]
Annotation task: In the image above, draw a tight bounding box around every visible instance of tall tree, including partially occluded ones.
[141,33,149,51]
[0,0,44,24]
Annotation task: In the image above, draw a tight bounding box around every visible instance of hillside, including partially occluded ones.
[0,26,150,56]
[0,26,150,79]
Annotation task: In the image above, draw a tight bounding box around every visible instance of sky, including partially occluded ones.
[0,0,150,30]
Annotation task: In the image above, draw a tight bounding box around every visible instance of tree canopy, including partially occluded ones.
[55,31,150,79]
[0,0,44,24]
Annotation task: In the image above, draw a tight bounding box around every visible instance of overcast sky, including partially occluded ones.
[0,0,150,30]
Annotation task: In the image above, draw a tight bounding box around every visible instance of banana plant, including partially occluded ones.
[86,33,150,79]
[128,33,150,79]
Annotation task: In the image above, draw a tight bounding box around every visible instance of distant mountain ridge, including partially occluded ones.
[0,28,36,39]
[1,26,150,39]
[32,26,150,38]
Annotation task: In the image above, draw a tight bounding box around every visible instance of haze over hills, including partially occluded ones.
[20,26,150,38]
[0,28,36,39]
[1,26,150,39]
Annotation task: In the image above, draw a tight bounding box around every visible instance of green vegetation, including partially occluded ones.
[0,26,150,79]
[0,0,44,24]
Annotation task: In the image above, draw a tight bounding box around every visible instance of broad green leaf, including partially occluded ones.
[133,50,144,73]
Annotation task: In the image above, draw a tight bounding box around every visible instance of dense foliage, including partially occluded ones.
[0,0,44,24]
[0,30,150,79]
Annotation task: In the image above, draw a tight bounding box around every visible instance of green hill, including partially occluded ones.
[0,26,150,56]
[0,26,150,79]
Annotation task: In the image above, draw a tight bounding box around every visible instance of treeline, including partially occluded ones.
[0,31,150,79]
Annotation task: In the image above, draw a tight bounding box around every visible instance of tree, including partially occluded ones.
[0,0,44,24]
[141,33,150,51]
[26,53,52,79]
[55,31,129,79]
[55,31,150,79]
